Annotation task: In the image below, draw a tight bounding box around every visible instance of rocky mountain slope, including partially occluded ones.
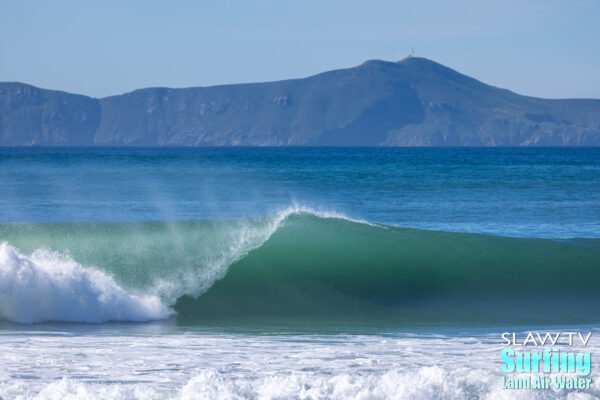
[1,57,599,146]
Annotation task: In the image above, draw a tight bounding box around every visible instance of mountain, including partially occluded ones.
[1,57,599,146]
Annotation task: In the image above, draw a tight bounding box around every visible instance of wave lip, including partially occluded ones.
[0,242,172,324]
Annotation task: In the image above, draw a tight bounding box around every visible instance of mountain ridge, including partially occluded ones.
[1,57,599,146]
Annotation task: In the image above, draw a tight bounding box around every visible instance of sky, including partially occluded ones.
[1,0,599,99]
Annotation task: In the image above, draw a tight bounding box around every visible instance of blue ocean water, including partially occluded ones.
[1,147,599,237]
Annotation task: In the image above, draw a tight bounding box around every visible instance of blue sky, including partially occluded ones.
[1,0,598,99]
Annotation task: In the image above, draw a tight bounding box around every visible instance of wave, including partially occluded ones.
[1,208,599,325]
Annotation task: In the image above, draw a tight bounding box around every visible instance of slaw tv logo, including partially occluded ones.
[500,332,592,390]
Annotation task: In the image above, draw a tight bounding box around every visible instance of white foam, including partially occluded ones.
[176,368,512,400]
[3,368,597,400]
[0,242,172,323]
[2,330,599,400]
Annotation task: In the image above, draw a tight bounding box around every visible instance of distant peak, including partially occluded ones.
[397,56,433,64]
[358,57,438,69]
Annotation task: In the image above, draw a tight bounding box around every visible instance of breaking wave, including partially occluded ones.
[1,207,599,325]
[0,242,171,323]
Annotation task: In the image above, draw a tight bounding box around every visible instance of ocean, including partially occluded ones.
[0,147,599,399]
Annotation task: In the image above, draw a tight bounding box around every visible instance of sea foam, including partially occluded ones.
[0,242,171,323]
[3,367,597,399]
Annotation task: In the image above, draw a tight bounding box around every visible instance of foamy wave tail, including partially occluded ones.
[0,242,172,324]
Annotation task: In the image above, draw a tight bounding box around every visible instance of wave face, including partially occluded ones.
[1,209,599,325]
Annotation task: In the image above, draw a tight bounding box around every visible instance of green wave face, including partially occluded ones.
[2,212,600,326]
[175,214,600,326]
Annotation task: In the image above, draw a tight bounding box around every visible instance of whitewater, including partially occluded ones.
[2,327,600,400]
